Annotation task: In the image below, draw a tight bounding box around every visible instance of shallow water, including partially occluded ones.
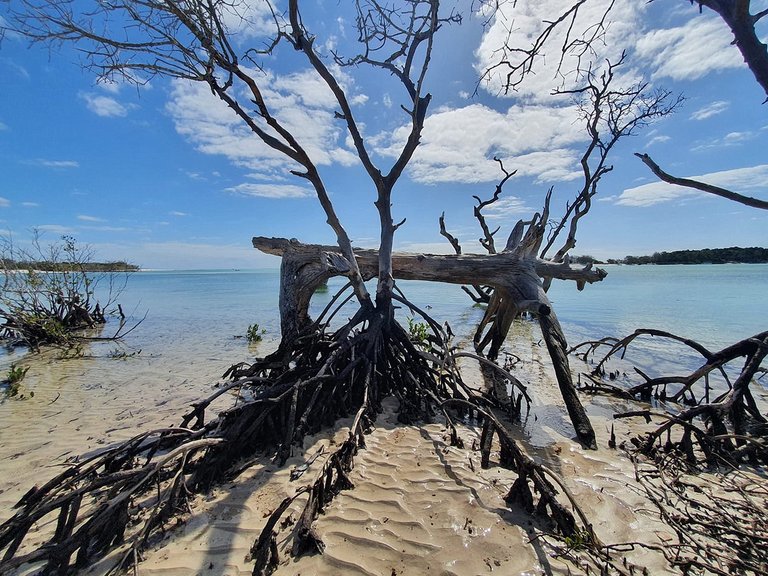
[2,264,766,379]
[1,264,765,575]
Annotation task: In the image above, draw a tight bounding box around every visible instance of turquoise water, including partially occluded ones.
[2,264,767,375]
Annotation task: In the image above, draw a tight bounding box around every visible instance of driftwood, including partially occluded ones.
[254,235,603,448]
[573,329,768,464]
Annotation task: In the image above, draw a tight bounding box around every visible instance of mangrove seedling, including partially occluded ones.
[3,364,29,398]
[246,323,266,343]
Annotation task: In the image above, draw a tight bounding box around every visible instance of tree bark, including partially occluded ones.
[254,236,600,448]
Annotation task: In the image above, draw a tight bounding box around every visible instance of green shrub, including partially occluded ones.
[246,323,266,343]
[1,233,130,350]
[4,364,30,398]
[406,317,430,349]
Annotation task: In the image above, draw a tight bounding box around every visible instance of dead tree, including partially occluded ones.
[0,2,611,573]
[253,234,604,448]
[573,329,768,464]
[691,0,768,102]
[437,55,678,449]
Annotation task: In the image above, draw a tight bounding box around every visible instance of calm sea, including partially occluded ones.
[2,264,767,378]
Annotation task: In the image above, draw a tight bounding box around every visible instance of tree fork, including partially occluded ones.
[254,236,600,448]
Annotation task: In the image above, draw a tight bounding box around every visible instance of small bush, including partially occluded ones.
[406,317,430,349]
[1,233,130,350]
[4,364,30,398]
[246,323,266,343]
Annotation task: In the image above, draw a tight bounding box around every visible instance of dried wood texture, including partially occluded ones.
[254,236,599,448]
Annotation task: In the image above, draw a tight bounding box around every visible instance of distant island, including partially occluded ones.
[573,247,768,265]
[1,259,140,272]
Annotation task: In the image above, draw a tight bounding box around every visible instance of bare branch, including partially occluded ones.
[477,0,615,94]
[635,152,768,210]
[438,212,462,255]
[539,56,683,261]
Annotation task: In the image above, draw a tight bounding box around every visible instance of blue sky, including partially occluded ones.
[1,0,766,269]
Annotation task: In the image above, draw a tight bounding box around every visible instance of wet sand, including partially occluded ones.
[1,322,681,575]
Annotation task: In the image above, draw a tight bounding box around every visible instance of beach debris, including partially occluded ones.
[572,328,768,465]
[290,446,326,481]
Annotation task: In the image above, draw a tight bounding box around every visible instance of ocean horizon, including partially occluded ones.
[3,263,766,383]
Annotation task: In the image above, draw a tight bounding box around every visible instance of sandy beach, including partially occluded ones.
[0,319,743,575]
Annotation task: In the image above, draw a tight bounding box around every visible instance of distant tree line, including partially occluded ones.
[572,247,768,266]
[1,259,139,272]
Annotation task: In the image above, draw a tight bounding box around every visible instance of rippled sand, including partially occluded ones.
[1,322,676,575]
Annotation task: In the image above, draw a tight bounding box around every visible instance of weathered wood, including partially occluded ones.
[253,236,599,448]
[254,237,605,296]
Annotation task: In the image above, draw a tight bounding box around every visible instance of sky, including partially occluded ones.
[1,0,767,270]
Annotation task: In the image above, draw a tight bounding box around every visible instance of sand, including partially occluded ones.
[1,322,688,575]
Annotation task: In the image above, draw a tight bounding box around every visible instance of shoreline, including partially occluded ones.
[1,320,688,575]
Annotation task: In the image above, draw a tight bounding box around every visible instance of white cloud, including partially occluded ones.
[690,100,729,121]
[22,202,39,208]
[82,225,130,232]
[166,70,362,181]
[95,79,122,94]
[225,182,312,199]
[691,130,757,151]
[481,197,532,219]
[0,56,29,79]
[79,93,132,117]
[635,16,744,81]
[29,159,80,168]
[617,164,768,207]
[647,135,671,146]
[375,103,585,184]
[216,0,278,39]
[0,197,9,207]
[475,0,645,100]
[77,215,105,222]
[0,121,7,131]
[169,211,189,217]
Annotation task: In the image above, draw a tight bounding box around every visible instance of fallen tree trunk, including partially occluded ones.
[253,236,601,448]
[253,236,605,336]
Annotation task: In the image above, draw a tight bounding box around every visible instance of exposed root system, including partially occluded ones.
[572,329,768,465]
[0,284,587,575]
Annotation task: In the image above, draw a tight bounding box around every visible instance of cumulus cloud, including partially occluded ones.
[635,16,744,81]
[617,164,768,207]
[481,196,532,219]
[0,197,9,207]
[225,182,312,199]
[169,211,189,217]
[166,67,364,182]
[475,0,644,100]
[375,103,585,184]
[690,100,729,121]
[0,121,7,131]
[77,215,105,222]
[216,0,278,38]
[79,93,131,117]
